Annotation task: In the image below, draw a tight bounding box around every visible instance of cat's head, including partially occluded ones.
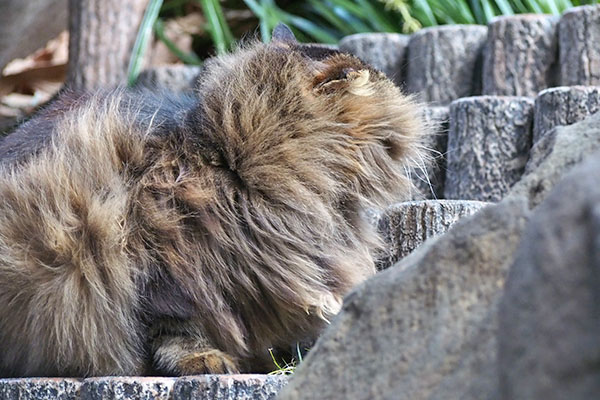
[184,24,428,215]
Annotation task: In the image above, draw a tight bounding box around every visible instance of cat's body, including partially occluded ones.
[0,25,427,377]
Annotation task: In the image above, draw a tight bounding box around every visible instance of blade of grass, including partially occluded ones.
[493,0,515,15]
[412,0,438,26]
[355,0,398,32]
[282,13,339,43]
[127,0,164,86]
[307,0,360,35]
[481,0,498,22]
[196,0,235,54]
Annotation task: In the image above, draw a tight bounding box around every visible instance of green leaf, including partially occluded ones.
[127,0,164,86]
[197,0,235,54]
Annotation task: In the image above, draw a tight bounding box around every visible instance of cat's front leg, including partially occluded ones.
[152,335,239,375]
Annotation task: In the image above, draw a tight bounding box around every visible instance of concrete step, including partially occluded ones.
[0,375,288,400]
[377,199,490,269]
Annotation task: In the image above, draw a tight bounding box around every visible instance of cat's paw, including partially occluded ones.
[177,349,239,374]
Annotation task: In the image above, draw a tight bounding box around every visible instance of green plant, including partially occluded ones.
[127,0,599,84]
[267,343,305,375]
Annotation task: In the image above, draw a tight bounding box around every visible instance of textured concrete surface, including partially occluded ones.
[533,85,600,143]
[445,96,534,202]
[483,14,558,96]
[559,5,600,85]
[377,199,489,269]
[406,25,488,104]
[511,111,600,208]
[339,33,409,86]
[0,375,288,400]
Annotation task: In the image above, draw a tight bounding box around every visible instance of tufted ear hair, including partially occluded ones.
[272,23,297,44]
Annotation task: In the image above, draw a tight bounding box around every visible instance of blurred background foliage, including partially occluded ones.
[130,0,598,82]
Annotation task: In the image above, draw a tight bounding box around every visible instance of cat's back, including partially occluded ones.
[0,88,193,377]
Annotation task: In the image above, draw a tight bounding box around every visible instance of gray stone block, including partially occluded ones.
[559,5,600,85]
[412,106,449,198]
[377,199,490,269]
[483,15,559,96]
[406,25,488,104]
[445,96,534,202]
[511,111,600,208]
[533,85,600,144]
[339,33,409,86]
[172,375,287,400]
[499,154,600,399]
[0,378,81,400]
[80,377,174,400]
[136,65,202,92]
[0,375,288,400]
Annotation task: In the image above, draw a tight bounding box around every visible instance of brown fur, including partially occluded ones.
[0,27,428,377]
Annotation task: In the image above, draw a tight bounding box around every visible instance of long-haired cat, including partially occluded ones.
[0,24,427,377]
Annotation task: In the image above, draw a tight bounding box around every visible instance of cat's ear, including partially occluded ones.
[271,23,297,44]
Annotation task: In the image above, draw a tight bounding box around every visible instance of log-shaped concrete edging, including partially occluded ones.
[533,86,600,144]
[483,14,558,97]
[338,33,409,86]
[377,199,490,269]
[445,96,534,202]
[406,25,488,104]
[0,375,288,400]
[559,5,600,86]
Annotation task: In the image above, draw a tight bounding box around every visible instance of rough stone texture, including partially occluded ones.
[0,378,81,400]
[510,111,600,208]
[173,375,287,400]
[278,198,529,400]
[136,65,203,92]
[339,33,409,86]
[498,154,600,400]
[377,200,490,269]
[559,5,600,86]
[80,377,174,400]
[0,375,287,400]
[445,96,534,202]
[406,26,488,104]
[533,85,600,143]
[0,0,67,72]
[483,15,559,96]
[412,106,449,199]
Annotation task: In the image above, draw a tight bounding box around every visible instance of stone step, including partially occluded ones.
[533,85,600,144]
[482,14,559,97]
[406,25,487,105]
[445,96,534,202]
[0,375,288,400]
[377,199,490,269]
[559,5,600,86]
[338,33,408,87]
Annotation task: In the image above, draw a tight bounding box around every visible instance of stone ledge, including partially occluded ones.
[0,375,288,400]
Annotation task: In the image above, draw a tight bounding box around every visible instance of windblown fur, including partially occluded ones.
[0,25,428,377]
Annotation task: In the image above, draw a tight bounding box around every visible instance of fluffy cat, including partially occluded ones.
[0,24,427,377]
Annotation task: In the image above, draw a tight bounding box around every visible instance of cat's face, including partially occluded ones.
[184,25,426,211]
